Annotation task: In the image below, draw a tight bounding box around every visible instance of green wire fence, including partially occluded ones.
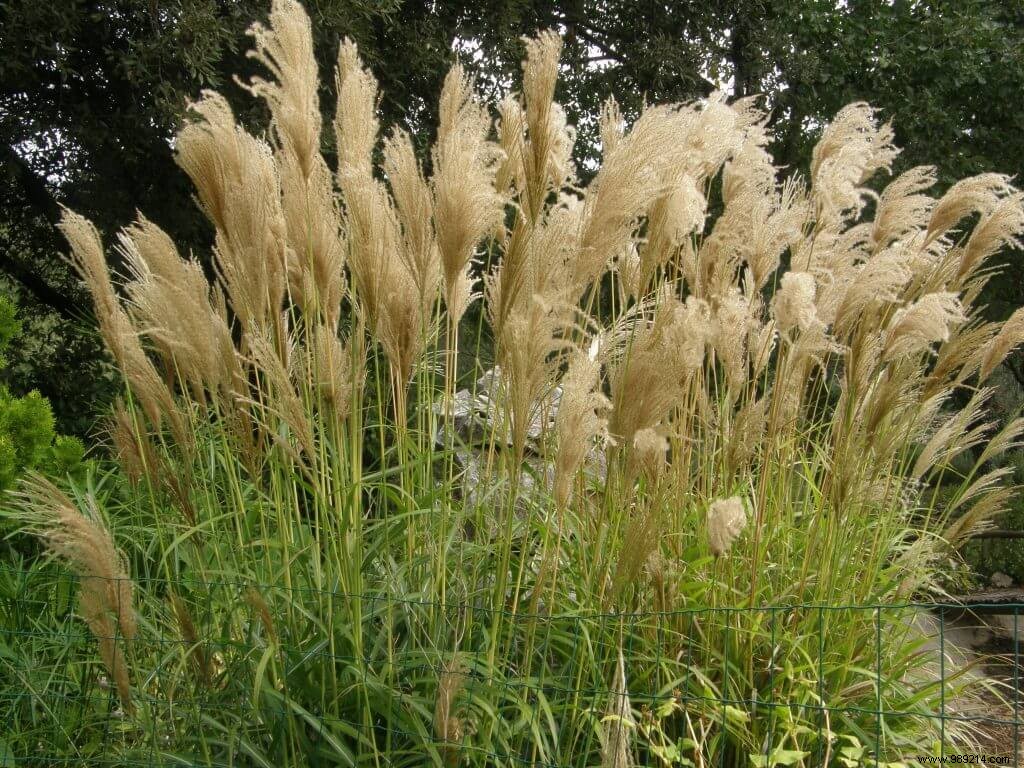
[1,566,1020,767]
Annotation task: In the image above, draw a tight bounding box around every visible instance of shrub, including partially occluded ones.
[4,1,1024,765]
[0,295,85,491]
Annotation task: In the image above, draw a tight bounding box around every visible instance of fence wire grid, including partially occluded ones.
[0,565,1021,768]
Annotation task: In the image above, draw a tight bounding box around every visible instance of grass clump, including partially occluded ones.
[3,1,1024,765]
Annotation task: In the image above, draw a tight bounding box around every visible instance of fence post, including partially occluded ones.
[1015,606,1020,768]
[939,607,945,758]
[875,605,882,768]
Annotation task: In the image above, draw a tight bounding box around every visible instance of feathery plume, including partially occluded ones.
[59,210,183,435]
[554,340,611,508]
[244,0,320,175]
[383,129,441,305]
[955,192,1024,283]
[707,496,747,557]
[870,166,936,253]
[773,271,820,335]
[925,173,1015,245]
[599,96,625,157]
[12,477,136,712]
[943,485,1015,547]
[432,63,505,323]
[700,174,806,295]
[246,4,348,326]
[519,31,575,214]
[434,656,466,765]
[725,394,768,474]
[118,216,237,399]
[749,314,778,379]
[176,93,288,332]
[684,93,745,180]
[59,209,119,324]
[245,330,316,460]
[280,156,347,325]
[632,172,705,298]
[978,416,1024,466]
[831,245,914,338]
[631,427,669,479]
[334,38,379,180]
[576,105,690,293]
[341,167,428,388]
[107,401,159,487]
[979,307,1024,382]
[242,0,317,169]
[711,288,752,393]
[912,389,993,479]
[495,95,526,197]
[883,292,966,362]
[722,132,775,206]
[924,320,998,394]
[489,198,581,455]
[609,292,709,447]
[811,102,898,228]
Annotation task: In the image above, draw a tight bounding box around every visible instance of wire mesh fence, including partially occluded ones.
[1,565,1020,767]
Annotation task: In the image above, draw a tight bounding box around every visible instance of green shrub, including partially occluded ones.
[0,296,85,491]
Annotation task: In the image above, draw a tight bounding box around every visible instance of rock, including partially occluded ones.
[991,571,1014,589]
[431,366,600,530]
[431,388,493,447]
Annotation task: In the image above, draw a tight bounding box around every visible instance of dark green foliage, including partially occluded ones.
[0,297,18,367]
[964,501,1024,587]
[963,451,1024,586]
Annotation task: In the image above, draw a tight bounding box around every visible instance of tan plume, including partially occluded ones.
[176,93,288,332]
[117,215,237,400]
[12,477,137,712]
[432,63,505,323]
[925,173,1015,245]
[334,38,379,180]
[59,210,184,437]
[707,496,748,557]
[883,292,966,362]
[979,307,1024,382]
[553,340,611,508]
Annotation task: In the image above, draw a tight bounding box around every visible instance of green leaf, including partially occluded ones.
[751,748,810,767]
[656,697,679,718]
[651,742,681,763]
[724,705,750,724]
